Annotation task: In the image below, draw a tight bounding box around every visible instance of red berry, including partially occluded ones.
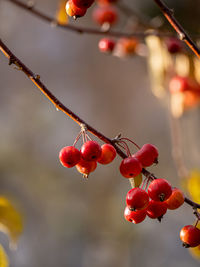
[166,37,182,54]
[134,144,158,167]
[72,0,94,8]
[97,143,116,164]
[92,6,118,25]
[180,225,200,248]
[98,38,115,53]
[169,76,190,94]
[97,0,118,6]
[59,146,81,168]
[148,178,172,202]
[126,188,149,211]
[166,188,185,210]
[65,0,87,18]
[124,206,146,224]
[120,157,142,178]
[76,159,97,177]
[81,140,102,161]
[146,200,168,219]
[115,38,138,56]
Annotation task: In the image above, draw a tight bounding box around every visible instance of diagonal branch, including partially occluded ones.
[153,0,200,59]
[0,38,199,209]
[5,0,172,38]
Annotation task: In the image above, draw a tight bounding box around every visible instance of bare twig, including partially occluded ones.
[0,38,199,209]
[153,0,200,59]
[5,0,173,38]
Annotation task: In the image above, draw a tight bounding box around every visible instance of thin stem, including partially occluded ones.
[5,0,174,39]
[153,0,200,59]
[0,38,200,210]
[120,137,141,150]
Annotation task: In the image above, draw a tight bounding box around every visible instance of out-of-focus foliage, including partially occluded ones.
[187,169,200,203]
[0,197,23,249]
[56,0,68,25]
[0,244,9,267]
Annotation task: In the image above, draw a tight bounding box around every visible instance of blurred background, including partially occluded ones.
[0,0,200,266]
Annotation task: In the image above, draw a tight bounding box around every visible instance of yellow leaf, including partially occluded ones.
[129,173,143,188]
[0,244,9,267]
[0,197,23,249]
[56,0,68,25]
[187,169,200,203]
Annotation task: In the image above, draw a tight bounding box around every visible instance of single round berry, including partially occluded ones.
[65,0,87,18]
[166,188,185,210]
[180,225,200,248]
[120,157,142,178]
[124,206,146,224]
[115,38,138,56]
[166,37,182,54]
[134,144,159,167]
[169,76,191,94]
[146,200,168,219]
[126,188,149,211]
[98,38,115,53]
[92,6,118,25]
[81,140,102,162]
[72,0,94,8]
[98,143,116,164]
[76,159,97,178]
[148,178,172,202]
[59,146,81,168]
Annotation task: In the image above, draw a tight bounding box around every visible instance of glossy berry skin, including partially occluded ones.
[180,225,200,248]
[124,206,146,224]
[146,200,168,219]
[59,146,81,168]
[134,144,158,167]
[166,188,185,210]
[65,0,87,18]
[120,157,142,178]
[97,0,118,6]
[92,6,118,25]
[98,144,116,164]
[166,38,182,54]
[126,188,149,211]
[76,159,97,178]
[81,141,102,162]
[148,178,172,202]
[72,0,94,8]
[98,38,115,53]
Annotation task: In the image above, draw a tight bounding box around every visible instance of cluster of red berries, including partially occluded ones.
[124,180,185,224]
[59,140,116,178]
[119,144,158,178]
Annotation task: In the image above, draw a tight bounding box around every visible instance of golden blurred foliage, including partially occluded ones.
[0,244,9,267]
[0,197,23,249]
[56,0,68,25]
[189,222,200,261]
[129,173,142,188]
[187,169,200,203]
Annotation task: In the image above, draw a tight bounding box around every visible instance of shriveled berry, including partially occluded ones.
[72,0,94,8]
[59,146,81,168]
[134,144,158,167]
[126,188,149,211]
[120,157,142,178]
[124,206,146,224]
[76,159,97,178]
[98,38,115,53]
[166,37,182,54]
[81,140,102,161]
[146,200,168,219]
[148,178,172,202]
[98,143,116,164]
[92,6,118,25]
[166,188,185,210]
[65,0,87,18]
[180,225,200,248]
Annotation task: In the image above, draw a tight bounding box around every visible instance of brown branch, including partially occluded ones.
[153,0,200,59]
[0,38,199,210]
[5,0,173,38]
